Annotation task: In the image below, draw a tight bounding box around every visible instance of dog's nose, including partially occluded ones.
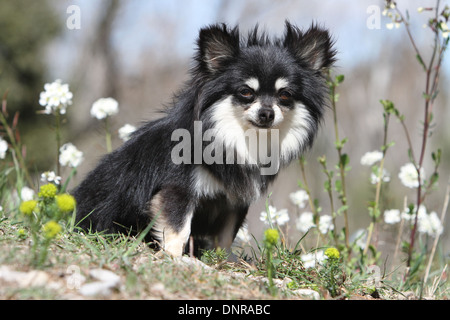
[258,107,274,124]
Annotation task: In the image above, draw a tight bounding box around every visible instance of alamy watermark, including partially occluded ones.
[66,5,81,30]
[367,5,382,30]
[171,121,280,175]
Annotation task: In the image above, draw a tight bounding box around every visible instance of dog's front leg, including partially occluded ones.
[161,210,194,257]
[147,188,194,257]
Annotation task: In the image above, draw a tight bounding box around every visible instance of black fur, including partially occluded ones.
[74,22,336,255]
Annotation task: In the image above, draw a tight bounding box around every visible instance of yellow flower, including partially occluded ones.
[43,221,62,239]
[19,200,38,216]
[264,228,279,247]
[38,183,58,199]
[325,247,340,260]
[17,228,27,239]
[55,194,76,212]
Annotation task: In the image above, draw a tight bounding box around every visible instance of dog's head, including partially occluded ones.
[193,22,336,165]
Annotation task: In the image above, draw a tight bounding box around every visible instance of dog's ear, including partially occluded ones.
[197,24,240,74]
[283,21,336,72]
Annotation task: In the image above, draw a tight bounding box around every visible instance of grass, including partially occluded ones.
[0,213,446,300]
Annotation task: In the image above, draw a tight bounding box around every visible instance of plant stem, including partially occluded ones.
[329,76,350,250]
[396,0,445,268]
[364,110,391,254]
[105,116,112,153]
[299,157,317,216]
[319,157,339,246]
[423,178,449,285]
[0,99,35,189]
[406,0,443,268]
[55,112,61,177]
[266,247,275,294]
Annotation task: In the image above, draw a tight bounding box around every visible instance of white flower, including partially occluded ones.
[91,97,119,120]
[289,190,309,209]
[384,209,401,224]
[418,211,443,237]
[441,22,449,38]
[0,137,8,159]
[236,224,252,243]
[59,143,84,168]
[39,79,73,115]
[370,168,390,184]
[402,204,427,221]
[401,204,442,237]
[318,215,334,234]
[398,163,425,188]
[118,124,137,142]
[41,171,62,185]
[21,186,35,201]
[360,151,383,166]
[301,251,325,269]
[259,205,290,226]
[350,229,367,250]
[417,7,424,13]
[296,211,316,233]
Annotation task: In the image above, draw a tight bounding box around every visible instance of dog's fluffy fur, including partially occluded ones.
[74,22,335,256]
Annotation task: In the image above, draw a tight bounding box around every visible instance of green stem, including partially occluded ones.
[266,246,275,296]
[329,74,350,251]
[55,112,61,177]
[0,106,35,189]
[105,117,112,153]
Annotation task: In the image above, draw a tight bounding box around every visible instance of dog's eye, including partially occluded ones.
[239,88,255,100]
[279,91,292,102]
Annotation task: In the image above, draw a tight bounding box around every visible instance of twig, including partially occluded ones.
[423,177,449,285]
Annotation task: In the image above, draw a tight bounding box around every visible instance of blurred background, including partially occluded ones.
[1,0,449,255]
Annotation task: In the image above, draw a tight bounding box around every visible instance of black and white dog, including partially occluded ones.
[74,22,335,256]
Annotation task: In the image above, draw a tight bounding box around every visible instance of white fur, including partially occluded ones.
[272,105,284,127]
[275,78,289,91]
[192,166,225,198]
[208,96,254,164]
[277,103,313,162]
[163,211,193,256]
[208,97,312,168]
[245,77,260,91]
[148,194,193,257]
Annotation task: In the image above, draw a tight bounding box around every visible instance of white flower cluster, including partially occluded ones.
[236,223,252,243]
[360,150,383,166]
[289,189,309,209]
[39,79,73,115]
[384,205,443,238]
[382,2,401,30]
[260,205,290,226]
[288,189,334,235]
[361,151,427,189]
[0,137,8,159]
[418,7,449,38]
[295,212,334,235]
[360,151,391,185]
[398,163,425,189]
[441,21,450,39]
[41,171,62,185]
[118,124,137,142]
[59,143,84,168]
[91,98,119,120]
[21,186,35,201]
[301,251,325,269]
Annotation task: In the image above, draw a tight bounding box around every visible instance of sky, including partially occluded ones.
[48,0,450,80]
